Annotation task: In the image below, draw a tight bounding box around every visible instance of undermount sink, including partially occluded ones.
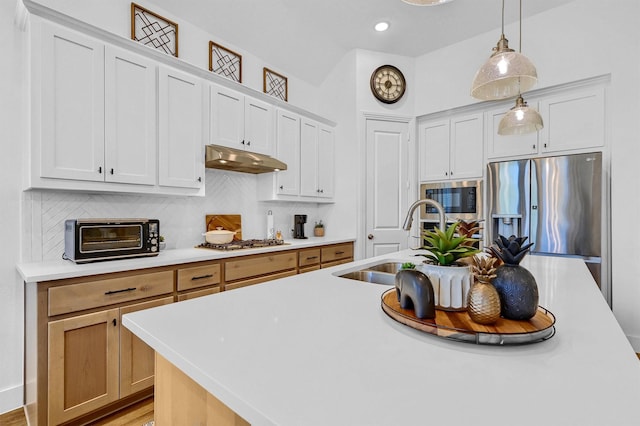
[336,261,409,285]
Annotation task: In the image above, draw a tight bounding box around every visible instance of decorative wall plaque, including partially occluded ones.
[131,3,179,57]
[263,67,288,102]
[209,41,242,83]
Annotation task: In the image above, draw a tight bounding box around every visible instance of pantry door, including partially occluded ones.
[365,118,411,258]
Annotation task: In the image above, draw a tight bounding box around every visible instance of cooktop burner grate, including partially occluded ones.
[196,239,286,251]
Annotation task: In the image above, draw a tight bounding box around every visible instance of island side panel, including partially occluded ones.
[155,353,250,426]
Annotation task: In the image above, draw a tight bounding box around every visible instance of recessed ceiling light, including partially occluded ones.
[374,22,389,32]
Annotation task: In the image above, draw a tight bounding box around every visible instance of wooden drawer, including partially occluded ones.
[321,258,353,269]
[225,252,297,282]
[224,270,297,291]
[299,265,321,274]
[321,243,354,263]
[177,263,221,291]
[298,248,320,267]
[48,270,174,316]
[177,287,220,302]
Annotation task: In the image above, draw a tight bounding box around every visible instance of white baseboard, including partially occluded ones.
[0,384,23,416]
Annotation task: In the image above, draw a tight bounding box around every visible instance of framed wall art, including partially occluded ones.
[131,3,179,57]
[209,41,242,83]
[263,67,288,102]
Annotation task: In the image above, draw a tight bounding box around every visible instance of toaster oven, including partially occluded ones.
[64,218,160,263]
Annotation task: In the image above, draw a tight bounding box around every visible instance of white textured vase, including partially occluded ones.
[417,263,473,311]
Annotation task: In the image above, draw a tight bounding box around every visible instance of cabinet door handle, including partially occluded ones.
[533,144,536,149]
[110,168,114,175]
[335,251,345,255]
[192,274,214,281]
[306,256,318,260]
[445,172,448,176]
[104,287,137,295]
[279,185,284,190]
[98,166,102,174]
[241,140,245,145]
[112,319,117,327]
[197,177,202,182]
[246,141,251,146]
[544,143,548,148]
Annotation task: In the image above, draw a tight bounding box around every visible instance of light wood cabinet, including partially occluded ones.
[48,309,120,425]
[25,241,354,425]
[418,113,484,182]
[120,297,173,398]
[209,84,274,155]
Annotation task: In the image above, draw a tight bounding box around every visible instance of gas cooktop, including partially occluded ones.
[196,239,286,251]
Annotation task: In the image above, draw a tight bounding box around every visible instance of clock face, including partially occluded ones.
[370,65,406,104]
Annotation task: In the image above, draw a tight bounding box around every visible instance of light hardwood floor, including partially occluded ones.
[0,397,154,426]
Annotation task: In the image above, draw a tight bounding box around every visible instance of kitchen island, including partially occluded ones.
[123,250,640,426]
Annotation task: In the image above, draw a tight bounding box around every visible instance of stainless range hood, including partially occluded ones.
[205,145,287,174]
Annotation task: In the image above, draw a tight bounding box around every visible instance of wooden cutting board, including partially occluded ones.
[206,214,242,240]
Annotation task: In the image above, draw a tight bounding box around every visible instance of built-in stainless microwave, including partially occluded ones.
[64,218,160,263]
[420,180,483,222]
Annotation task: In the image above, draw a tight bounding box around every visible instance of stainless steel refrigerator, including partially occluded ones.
[486,152,603,287]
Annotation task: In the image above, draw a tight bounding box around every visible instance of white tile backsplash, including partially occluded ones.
[27,169,329,261]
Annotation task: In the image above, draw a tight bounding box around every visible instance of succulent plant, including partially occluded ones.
[488,234,534,266]
[420,221,480,266]
[401,262,416,270]
[471,255,498,283]
[456,220,482,247]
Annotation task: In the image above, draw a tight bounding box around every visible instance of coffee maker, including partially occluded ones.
[293,215,307,239]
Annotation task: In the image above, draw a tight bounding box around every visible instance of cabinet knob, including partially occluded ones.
[112,319,117,327]
[368,234,374,240]
[533,144,536,149]
[241,140,245,145]
[197,176,202,182]
[246,141,251,146]
[110,168,114,175]
[320,189,324,193]
[445,172,448,176]
[279,185,284,190]
[544,143,548,148]
[450,171,453,176]
[98,166,102,174]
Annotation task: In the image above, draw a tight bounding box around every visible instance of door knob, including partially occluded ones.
[367,234,374,240]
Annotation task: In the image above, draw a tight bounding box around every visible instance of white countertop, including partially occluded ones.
[122,250,640,426]
[16,236,355,283]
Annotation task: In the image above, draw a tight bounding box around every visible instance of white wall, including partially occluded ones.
[0,1,28,415]
[414,0,640,349]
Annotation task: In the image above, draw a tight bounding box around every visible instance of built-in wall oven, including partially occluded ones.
[420,180,484,247]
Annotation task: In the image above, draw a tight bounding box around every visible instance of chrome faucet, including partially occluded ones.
[402,199,446,231]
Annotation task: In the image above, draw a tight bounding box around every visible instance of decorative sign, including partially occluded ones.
[263,67,288,102]
[209,41,242,83]
[131,3,178,57]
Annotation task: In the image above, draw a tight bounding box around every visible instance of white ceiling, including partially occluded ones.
[148,0,573,85]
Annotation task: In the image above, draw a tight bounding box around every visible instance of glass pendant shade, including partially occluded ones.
[401,0,454,5]
[498,95,543,135]
[471,35,538,101]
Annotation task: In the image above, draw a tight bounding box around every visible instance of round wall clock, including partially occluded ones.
[370,65,406,104]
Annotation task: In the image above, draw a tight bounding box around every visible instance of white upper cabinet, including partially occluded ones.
[210,85,274,155]
[104,46,157,185]
[38,22,105,182]
[419,113,483,182]
[539,87,605,153]
[158,66,204,189]
[486,104,539,159]
[317,125,335,199]
[274,109,301,196]
[300,118,335,199]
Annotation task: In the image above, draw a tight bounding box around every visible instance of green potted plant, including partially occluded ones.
[314,220,325,237]
[417,221,480,311]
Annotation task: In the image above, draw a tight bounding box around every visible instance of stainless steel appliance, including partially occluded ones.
[487,152,603,286]
[420,180,483,222]
[64,218,160,263]
[294,214,307,239]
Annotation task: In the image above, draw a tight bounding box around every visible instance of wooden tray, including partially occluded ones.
[381,289,556,345]
[206,214,242,240]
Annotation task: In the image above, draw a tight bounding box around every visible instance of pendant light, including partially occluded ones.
[470,0,537,100]
[498,0,543,135]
